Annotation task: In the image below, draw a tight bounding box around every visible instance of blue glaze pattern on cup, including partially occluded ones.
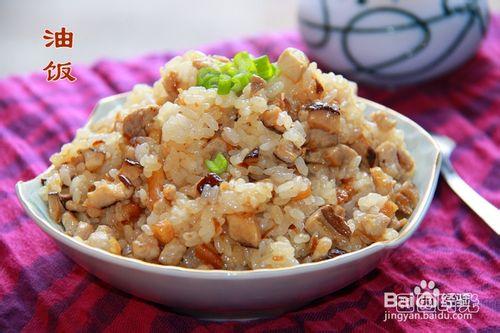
[298,0,489,86]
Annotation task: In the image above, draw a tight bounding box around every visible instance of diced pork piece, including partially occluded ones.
[371,111,396,131]
[86,225,121,255]
[161,71,181,103]
[392,181,419,216]
[324,144,358,167]
[305,129,338,149]
[84,181,132,209]
[397,149,415,173]
[370,167,396,195]
[83,149,105,172]
[226,213,261,248]
[305,144,358,168]
[260,106,286,134]
[159,239,186,266]
[376,141,401,179]
[48,192,65,222]
[122,105,159,139]
[74,221,94,240]
[277,48,309,82]
[61,211,78,235]
[274,140,302,164]
[132,233,160,261]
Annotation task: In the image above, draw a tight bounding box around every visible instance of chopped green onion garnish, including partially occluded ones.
[231,73,251,94]
[233,51,256,73]
[220,63,238,76]
[207,75,220,88]
[217,74,232,95]
[196,51,279,95]
[197,67,218,87]
[254,55,274,80]
[205,152,228,175]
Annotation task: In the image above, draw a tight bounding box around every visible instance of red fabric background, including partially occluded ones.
[1,17,499,333]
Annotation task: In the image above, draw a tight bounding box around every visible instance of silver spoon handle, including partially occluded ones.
[440,158,500,235]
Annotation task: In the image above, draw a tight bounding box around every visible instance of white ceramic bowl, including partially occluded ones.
[16,94,441,320]
[298,0,489,86]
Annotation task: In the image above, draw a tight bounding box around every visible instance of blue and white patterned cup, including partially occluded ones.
[298,0,489,86]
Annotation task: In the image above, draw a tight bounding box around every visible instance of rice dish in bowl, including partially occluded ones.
[40,48,419,271]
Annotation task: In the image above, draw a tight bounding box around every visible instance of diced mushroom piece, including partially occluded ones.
[240,148,260,167]
[122,105,159,139]
[194,243,223,269]
[83,149,105,172]
[118,174,133,188]
[305,129,338,149]
[260,106,286,134]
[84,181,132,209]
[226,213,261,248]
[366,147,376,168]
[274,140,302,164]
[61,211,78,235]
[314,77,324,96]
[119,158,143,186]
[272,93,297,120]
[250,75,266,94]
[397,149,415,173]
[48,192,65,223]
[277,48,309,82]
[375,141,401,179]
[324,144,358,167]
[58,187,72,202]
[196,173,223,194]
[370,167,396,195]
[393,181,419,216]
[371,111,396,131]
[306,102,341,134]
[305,205,351,244]
[327,247,347,259]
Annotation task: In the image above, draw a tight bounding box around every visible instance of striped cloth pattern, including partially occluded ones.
[1,17,499,333]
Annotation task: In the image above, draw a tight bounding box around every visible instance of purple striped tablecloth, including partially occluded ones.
[1,16,499,333]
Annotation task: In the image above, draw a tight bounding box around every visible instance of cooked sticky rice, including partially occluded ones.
[40,48,419,270]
